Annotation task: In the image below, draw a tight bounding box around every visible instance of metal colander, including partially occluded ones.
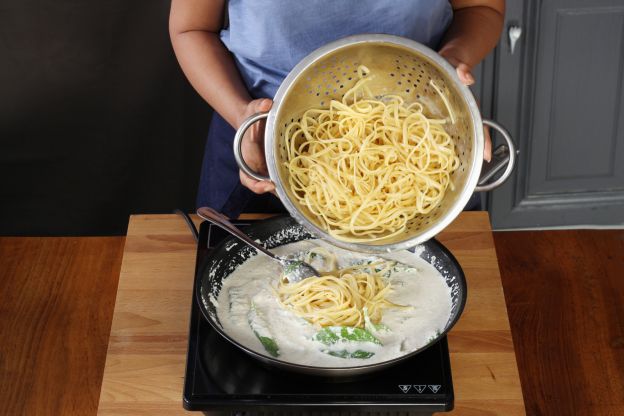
[234,34,516,253]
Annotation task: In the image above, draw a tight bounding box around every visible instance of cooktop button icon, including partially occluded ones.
[398,385,412,393]
[414,385,427,393]
[428,385,441,393]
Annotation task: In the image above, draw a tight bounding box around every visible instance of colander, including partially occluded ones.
[233,34,516,253]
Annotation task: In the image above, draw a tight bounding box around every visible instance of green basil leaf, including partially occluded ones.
[325,349,375,359]
[256,334,279,357]
[314,326,381,345]
[248,302,280,357]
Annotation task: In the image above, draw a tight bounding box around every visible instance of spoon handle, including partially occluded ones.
[196,207,281,262]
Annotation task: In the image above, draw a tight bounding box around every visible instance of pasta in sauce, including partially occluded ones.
[215,240,453,366]
[277,248,405,328]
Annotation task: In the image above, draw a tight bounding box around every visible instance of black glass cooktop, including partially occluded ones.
[183,220,454,415]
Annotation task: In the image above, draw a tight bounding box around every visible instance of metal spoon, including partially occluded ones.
[196,207,320,283]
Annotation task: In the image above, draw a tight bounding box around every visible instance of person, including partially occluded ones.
[170,0,504,218]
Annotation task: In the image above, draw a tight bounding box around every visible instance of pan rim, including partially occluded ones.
[195,216,467,373]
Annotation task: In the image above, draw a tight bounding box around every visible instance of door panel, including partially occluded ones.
[489,0,624,228]
[530,6,624,193]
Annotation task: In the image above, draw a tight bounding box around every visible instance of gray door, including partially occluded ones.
[488,0,624,228]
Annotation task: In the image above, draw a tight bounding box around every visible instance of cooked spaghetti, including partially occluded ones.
[284,66,460,242]
[277,258,402,328]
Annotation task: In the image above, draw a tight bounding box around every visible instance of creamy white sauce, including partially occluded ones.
[215,239,452,367]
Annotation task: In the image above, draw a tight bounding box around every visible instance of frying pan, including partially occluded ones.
[197,216,467,377]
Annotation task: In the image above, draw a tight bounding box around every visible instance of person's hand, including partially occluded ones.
[439,52,492,162]
[237,98,275,194]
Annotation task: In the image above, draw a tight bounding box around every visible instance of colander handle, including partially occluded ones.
[474,120,518,192]
[233,112,271,182]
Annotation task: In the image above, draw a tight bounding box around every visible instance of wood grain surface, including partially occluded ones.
[494,230,624,416]
[0,237,124,416]
[94,212,525,415]
[3,217,623,415]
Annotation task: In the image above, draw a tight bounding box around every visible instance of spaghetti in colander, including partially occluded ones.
[283,66,460,242]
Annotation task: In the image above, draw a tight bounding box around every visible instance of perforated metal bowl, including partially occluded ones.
[234,34,516,253]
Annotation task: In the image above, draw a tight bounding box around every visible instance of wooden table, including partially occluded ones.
[96,212,525,415]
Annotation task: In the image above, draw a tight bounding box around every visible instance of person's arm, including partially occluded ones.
[439,0,505,161]
[439,0,505,84]
[169,0,274,194]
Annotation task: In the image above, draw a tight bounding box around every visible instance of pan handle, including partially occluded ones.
[233,112,271,182]
[474,120,518,192]
[197,206,279,260]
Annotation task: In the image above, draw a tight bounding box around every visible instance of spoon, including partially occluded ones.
[196,207,320,283]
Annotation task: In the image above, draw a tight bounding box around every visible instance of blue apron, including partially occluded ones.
[196,112,285,217]
[196,0,455,217]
